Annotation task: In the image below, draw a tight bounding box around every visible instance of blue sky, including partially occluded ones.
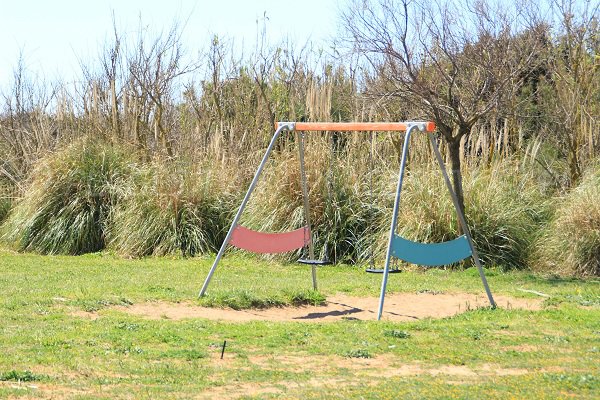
[0,0,340,88]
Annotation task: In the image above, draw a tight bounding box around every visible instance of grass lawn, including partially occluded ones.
[0,248,598,399]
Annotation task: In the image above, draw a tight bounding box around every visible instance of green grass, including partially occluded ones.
[0,247,598,399]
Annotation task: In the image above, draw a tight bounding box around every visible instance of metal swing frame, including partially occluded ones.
[198,121,496,322]
[376,123,496,320]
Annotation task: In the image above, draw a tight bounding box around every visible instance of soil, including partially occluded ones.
[77,292,543,322]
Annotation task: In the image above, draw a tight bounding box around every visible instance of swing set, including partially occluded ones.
[198,121,496,320]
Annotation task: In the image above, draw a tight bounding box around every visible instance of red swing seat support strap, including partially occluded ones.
[229,225,310,254]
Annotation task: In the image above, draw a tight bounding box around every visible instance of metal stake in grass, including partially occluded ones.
[220,340,227,360]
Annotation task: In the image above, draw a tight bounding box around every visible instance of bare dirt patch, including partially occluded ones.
[96,292,541,322]
[0,382,90,399]
[247,354,530,378]
[199,354,531,399]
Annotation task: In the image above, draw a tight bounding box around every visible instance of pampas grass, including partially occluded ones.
[535,166,600,276]
[2,138,135,254]
[107,160,238,257]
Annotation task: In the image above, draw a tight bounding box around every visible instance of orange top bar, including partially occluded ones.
[279,121,436,132]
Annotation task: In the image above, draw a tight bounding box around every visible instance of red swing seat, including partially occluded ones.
[229,225,310,254]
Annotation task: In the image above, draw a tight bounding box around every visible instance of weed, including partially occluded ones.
[288,290,326,306]
[0,370,44,382]
[344,349,372,358]
[384,329,411,339]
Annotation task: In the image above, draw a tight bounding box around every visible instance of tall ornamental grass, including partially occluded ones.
[535,166,600,276]
[1,139,135,254]
[107,160,238,257]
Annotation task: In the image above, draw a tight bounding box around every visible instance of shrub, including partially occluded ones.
[107,160,237,257]
[535,166,600,276]
[2,138,135,254]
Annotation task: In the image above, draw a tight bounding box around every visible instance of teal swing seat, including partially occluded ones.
[389,234,472,266]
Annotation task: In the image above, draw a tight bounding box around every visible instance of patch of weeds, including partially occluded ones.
[416,289,444,295]
[344,349,372,358]
[119,297,134,306]
[384,330,411,339]
[543,335,570,344]
[283,331,312,345]
[466,329,484,341]
[74,297,133,312]
[543,296,564,307]
[288,290,326,307]
[42,339,72,349]
[117,322,140,331]
[114,345,144,355]
[160,349,206,361]
[0,370,45,382]
[542,293,600,308]
[199,290,287,310]
[565,294,600,307]
[148,286,176,293]
[543,373,598,390]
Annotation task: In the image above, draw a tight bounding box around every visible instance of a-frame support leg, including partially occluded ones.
[377,124,418,320]
[427,133,496,308]
[198,123,292,297]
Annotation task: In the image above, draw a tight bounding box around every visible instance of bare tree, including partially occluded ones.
[0,54,56,191]
[127,21,198,157]
[541,0,600,184]
[342,0,541,213]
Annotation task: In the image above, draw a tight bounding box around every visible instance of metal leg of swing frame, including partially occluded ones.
[198,123,292,297]
[297,130,317,291]
[377,125,417,320]
[427,133,496,308]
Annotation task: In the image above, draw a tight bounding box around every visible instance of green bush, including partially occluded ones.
[107,161,237,257]
[2,138,135,255]
[535,166,600,276]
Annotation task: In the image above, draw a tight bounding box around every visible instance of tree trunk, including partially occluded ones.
[447,135,466,227]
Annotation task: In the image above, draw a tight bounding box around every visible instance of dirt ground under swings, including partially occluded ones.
[76,293,543,322]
